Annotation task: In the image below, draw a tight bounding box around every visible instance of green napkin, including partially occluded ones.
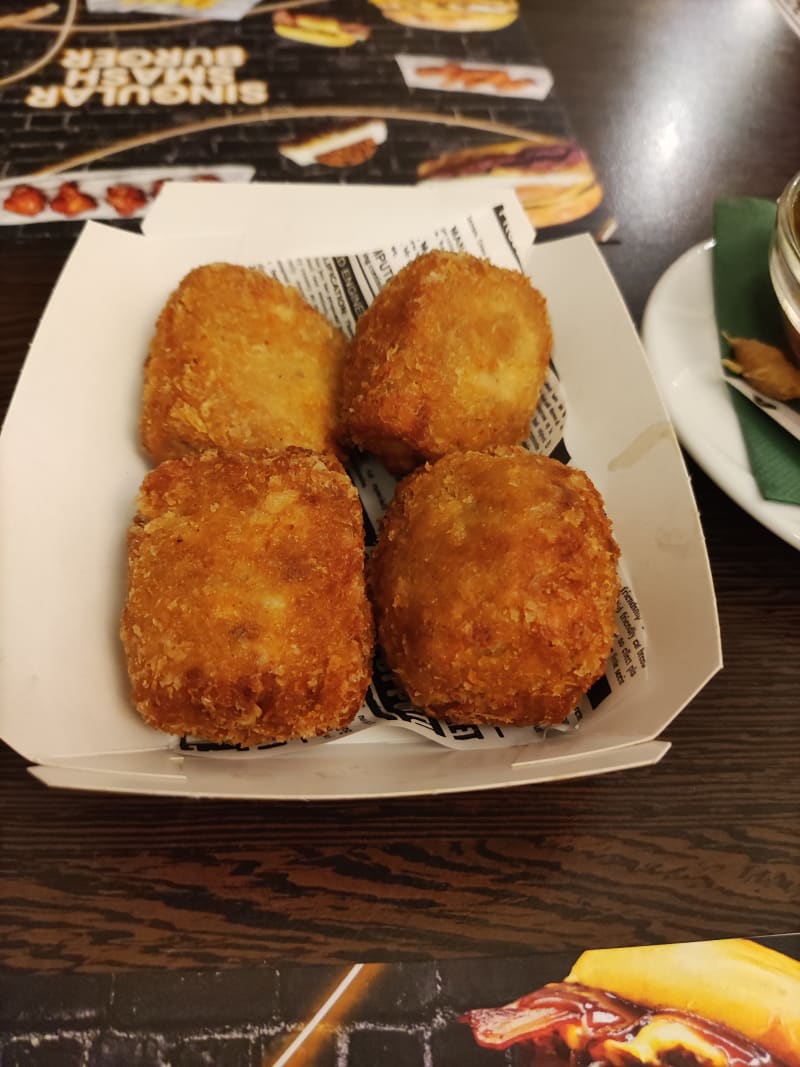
[712,197,800,505]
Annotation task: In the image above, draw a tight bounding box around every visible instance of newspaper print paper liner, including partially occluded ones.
[0,165,255,227]
[724,373,800,443]
[179,207,648,757]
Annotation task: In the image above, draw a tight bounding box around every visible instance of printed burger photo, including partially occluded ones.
[461,939,800,1066]
[369,0,518,31]
[417,135,604,229]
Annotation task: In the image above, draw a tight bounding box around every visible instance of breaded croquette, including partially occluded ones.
[120,448,374,745]
[141,263,347,464]
[340,250,552,474]
[368,448,620,726]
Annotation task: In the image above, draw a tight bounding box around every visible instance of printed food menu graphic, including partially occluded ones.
[2,936,799,1063]
[0,0,613,241]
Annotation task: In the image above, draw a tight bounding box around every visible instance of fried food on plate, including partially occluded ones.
[368,448,620,726]
[414,62,535,93]
[340,250,552,475]
[141,263,347,464]
[50,180,97,217]
[278,119,387,168]
[722,333,800,401]
[105,182,148,218]
[3,183,47,217]
[120,448,374,746]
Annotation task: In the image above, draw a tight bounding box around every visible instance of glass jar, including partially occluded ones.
[769,170,800,365]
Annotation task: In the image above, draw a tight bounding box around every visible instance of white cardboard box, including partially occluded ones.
[0,184,721,798]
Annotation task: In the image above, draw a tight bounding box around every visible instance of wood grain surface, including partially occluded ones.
[1,0,799,973]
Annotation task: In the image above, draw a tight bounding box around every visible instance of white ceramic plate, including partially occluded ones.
[641,240,800,551]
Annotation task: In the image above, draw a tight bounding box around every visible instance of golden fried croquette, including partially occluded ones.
[722,334,800,401]
[368,448,620,726]
[120,448,374,745]
[141,263,347,464]
[340,250,552,474]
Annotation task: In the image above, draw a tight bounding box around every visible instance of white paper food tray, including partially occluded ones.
[0,183,721,798]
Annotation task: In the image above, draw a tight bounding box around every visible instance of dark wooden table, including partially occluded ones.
[1,0,798,975]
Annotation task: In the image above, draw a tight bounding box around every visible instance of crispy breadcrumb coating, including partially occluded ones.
[368,448,620,726]
[722,333,800,401]
[340,250,552,474]
[120,449,374,745]
[141,263,347,464]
